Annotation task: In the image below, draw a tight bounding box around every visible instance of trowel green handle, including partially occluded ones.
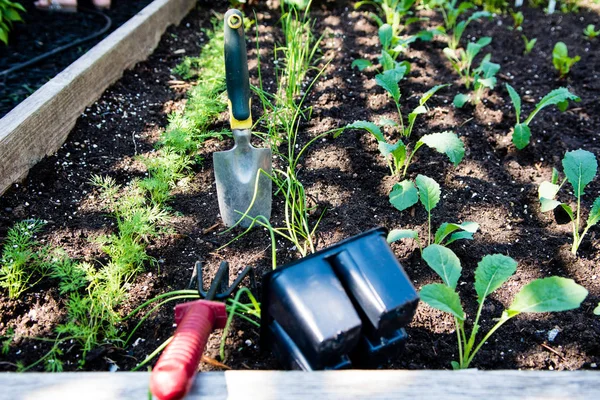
[224,9,252,129]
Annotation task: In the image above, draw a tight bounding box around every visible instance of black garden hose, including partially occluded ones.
[0,8,112,79]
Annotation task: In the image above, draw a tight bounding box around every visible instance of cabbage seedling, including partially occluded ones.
[420,246,588,369]
[552,42,580,78]
[387,175,478,247]
[350,122,464,177]
[444,37,500,107]
[505,84,580,149]
[583,24,599,40]
[521,35,537,55]
[538,149,600,255]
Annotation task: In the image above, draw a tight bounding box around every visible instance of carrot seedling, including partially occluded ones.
[420,246,588,369]
[538,149,600,255]
[505,84,580,149]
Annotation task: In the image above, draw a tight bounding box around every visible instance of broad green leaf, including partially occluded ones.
[351,59,373,71]
[538,181,560,200]
[376,70,401,102]
[512,123,531,150]
[419,84,450,106]
[379,51,395,71]
[508,277,588,314]
[586,196,600,227]
[379,24,393,49]
[453,93,469,108]
[467,11,492,25]
[420,283,465,321]
[347,121,384,141]
[539,198,562,213]
[434,222,479,244]
[526,87,580,124]
[5,8,21,22]
[415,174,440,212]
[378,140,406,165]
[562,149,597,198]
[474,254,518,303]
[418,131,465,166]
[389,180,419,211]
[387,229,419,243]
[422,244,462,289]
[505,83,521,122]
[446,230,476,245]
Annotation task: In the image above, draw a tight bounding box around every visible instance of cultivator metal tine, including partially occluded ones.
[188,259,255,300]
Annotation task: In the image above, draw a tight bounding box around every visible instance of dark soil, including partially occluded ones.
[0,0,154,118]
[1,0,600,372]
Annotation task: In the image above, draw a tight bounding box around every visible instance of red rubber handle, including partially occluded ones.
[150,300,227,400]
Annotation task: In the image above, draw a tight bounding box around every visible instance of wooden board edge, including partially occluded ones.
[0,0,197,196]
[1,370,599,400]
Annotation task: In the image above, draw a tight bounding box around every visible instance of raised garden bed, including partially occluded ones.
[1,0,599,379]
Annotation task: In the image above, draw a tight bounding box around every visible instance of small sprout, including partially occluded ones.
[510,10,524,30]
[505,84,580,149]
[583,24,600,40]
[538,149,600,255]
[420,248,588,369]
[521,35,537,55]
[445,37,500,107]
[552,42,580,78]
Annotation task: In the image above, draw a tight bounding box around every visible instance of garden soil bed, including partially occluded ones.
[1,0,600,372]
[0,0,154,119]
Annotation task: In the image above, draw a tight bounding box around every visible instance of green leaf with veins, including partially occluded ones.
[418,131,465,166]
[434,222,479,244]
[351,59,373,71]
[389,180,419,211]
[526,87,580,124]
[420,283,465,321]
[474,254,517,303]
[415,174,440,212]
[508,277,588,314]
[347,121,384,141]
[379,24,393,48]
[512,123,531,150]
[422,244,462,289]
[586,197,600,227]
[540,198,562,213]
[562,149,597,198]
[453,93,469,108]
[375,70,401,102]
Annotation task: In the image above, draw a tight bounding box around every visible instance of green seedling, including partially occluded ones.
[387,174,479,248]
[583,24,600,40]
[521,35,537,55]
[352,23,441,72]
[0,0,25,45]
[355,0,420,37]
[420,245,588,369]
[351,121,464,177]
[538,149,600,255]
[510,10,524,30]
[595,303,600,315]
[505,84,580,149]
[432,0,492,50]
[445,37,500,107]
[370,63,448,137]
[0,220,50,299]
[552,42,580,78]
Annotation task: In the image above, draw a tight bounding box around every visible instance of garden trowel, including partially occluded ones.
[214,9,272,228]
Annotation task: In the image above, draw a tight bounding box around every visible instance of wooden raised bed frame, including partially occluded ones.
[0,1,597,398]
[0,0,196,196]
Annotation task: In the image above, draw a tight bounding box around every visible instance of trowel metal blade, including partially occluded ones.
[213,130,272,228]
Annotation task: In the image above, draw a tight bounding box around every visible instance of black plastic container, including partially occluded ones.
[261,227,420,370]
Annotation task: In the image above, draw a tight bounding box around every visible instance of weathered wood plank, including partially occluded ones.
[0,0,196,196]
[1,370,599,399]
